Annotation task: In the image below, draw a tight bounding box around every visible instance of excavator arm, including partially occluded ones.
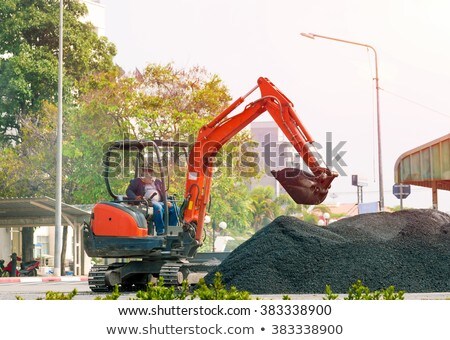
[182,77,338,241]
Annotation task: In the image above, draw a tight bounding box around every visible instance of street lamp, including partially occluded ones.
[300,32,384,210]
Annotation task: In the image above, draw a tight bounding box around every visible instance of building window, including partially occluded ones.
[34,235,49,258]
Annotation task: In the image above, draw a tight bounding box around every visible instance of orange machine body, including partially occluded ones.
[90,202,148,237]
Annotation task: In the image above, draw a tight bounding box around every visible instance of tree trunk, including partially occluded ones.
[60,226,68,276]
[21,227,34,262]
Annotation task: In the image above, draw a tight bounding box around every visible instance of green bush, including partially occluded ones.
[18,275,404,301]
[133,277,190,300]
[130,273,251,300]
[95,285,121,300]
[192,272,251,300]
[324,280,405,300]
[40,289,78,300]
[323,284,339,300]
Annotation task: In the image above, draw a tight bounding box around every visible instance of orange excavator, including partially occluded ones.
[83,77,337,291]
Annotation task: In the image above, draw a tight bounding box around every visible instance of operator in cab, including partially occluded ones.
[126,165,179,235]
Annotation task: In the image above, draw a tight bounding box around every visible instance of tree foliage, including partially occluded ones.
[0,102,59,198]
[249,186,280,231]
[130,63,232,140]
[67,63,244,205]
[0,2,285,243]
[72,63,260,242]
[275,193,306,217]
[245,186,313,232]
[0,0,117,202]
[0,0,116,145]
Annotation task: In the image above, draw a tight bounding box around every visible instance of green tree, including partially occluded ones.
[0,0,117,199]
[249,186,281,231]
[71,63,257,249]
[0,0,116,145]
[0,0,116,261]
[65,63,251,207]
[0,102,59,198]
[209,181,253,234]
[64,68,136,203]
[206,139,260,239]
[129,63,231,140]
[275,193,306,217]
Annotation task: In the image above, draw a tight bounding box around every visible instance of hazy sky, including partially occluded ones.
[104,0,450,211]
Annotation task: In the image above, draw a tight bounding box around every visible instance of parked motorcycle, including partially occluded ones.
[19,259,40,277]
[0,259,9,277]
[0,254,40,277]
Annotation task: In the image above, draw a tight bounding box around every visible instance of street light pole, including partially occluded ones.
[54,0,64,276]
[300,33,384,210]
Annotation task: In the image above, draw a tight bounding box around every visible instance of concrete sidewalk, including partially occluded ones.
[0,276,88,284]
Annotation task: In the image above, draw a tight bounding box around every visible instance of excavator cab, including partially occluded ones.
[83,139,206,291]
[83,139,198,258]
[99,139,189,234]
[102,139,189,216]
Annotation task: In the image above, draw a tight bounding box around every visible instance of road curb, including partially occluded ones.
[0,276,88,284]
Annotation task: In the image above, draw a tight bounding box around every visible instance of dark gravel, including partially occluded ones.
[205,209,450,294]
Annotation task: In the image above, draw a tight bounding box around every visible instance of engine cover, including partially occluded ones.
[90,202,148,237]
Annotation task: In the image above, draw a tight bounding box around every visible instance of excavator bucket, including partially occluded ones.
[271,168,337,205]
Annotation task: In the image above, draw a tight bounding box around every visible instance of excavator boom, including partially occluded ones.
[183,77,338,241]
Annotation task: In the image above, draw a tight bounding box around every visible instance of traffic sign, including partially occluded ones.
[393,184,411,199]
[352,174,368,187]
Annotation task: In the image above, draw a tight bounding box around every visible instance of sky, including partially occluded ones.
[104,0,450,212]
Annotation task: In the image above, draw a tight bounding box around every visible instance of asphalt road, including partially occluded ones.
[0,280,92,300]
[0,280,143,300]
[1,281,449,300]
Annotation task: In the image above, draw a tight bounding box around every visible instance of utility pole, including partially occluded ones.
[301,33,384,210]
[54,0,64,276]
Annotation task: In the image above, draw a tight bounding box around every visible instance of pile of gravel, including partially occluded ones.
[204,209,450,294]
[329,209,450,241]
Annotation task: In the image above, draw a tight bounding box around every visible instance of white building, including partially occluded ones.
[249,121,294,197]
[81,0,106,36]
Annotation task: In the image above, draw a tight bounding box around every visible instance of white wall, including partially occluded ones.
[0,228,11,261]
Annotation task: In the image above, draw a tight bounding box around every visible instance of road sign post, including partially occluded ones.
[352,175,368,205]
[393,184,411,210]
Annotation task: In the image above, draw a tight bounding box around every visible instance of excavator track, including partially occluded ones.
[88,264,111,292]
[159,263,183,285]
